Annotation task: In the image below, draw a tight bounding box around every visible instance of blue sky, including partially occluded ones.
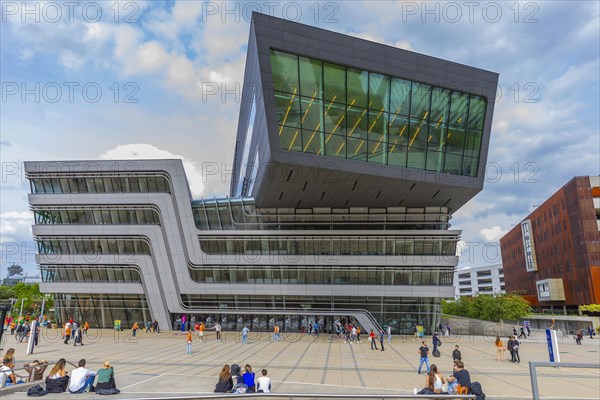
[1,0,599,277]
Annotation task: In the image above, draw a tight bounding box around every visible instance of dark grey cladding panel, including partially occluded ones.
[243,12,498,210]
[252,161,480,212]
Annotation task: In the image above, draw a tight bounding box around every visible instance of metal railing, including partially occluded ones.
[529,361,600,400]
[112,395,475,400]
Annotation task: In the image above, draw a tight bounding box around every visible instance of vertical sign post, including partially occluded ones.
[545,328,561,363]
[26,319,38,355]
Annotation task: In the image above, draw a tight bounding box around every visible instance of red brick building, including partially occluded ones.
[500,176,600,312]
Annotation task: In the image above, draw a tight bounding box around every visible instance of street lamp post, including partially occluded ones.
[19,298,24,319]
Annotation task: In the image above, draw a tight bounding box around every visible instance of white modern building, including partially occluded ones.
[454,264,505,298]
[25,13,498,333]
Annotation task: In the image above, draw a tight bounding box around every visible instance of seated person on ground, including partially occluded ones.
[257,369,271,393]
[242,364,255,393]
[96,361,117,390]
[24,360,48,381]
[68,359,96,394]
[446,361,471,394]
[0,359,17,388]
[46,358,69,393]
[214,364,234,393]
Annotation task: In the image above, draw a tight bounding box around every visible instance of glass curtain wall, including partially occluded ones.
[271,50,486,177]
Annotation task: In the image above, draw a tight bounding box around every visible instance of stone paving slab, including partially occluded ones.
[1,329,599,399]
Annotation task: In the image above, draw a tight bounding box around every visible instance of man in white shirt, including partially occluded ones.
[215,323,222,342]
[68,359,96,393]
[256,369,271,393]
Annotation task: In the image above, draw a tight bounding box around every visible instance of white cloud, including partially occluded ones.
[19,48,34,61]
[99,144,204,197]
[479,226,508,242]
[0,211,33,241]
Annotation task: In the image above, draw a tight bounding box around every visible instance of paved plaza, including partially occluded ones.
[1,328,599,399]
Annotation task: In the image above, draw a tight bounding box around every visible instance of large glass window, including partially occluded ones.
[28,176,171,194]
[271,50,485,177]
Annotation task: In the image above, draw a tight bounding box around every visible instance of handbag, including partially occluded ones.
[442,382,449,393]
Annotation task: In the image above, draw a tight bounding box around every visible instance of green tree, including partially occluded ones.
[6,283,54,315]
[0,285,15,300]
[443,294,530,321]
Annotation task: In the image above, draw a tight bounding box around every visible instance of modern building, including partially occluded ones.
[500,176,600,313]
[25,13,498,332]
[453,264,505,298]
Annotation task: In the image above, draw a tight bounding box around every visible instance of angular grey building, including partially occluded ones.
[26,13,498,333]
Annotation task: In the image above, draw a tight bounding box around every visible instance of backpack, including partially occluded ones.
[432,349,441,357]
[233,383,248,394]
[471,381,486,400]
[27,384,48,397]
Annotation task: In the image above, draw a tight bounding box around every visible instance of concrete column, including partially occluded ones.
[100,297,106,328]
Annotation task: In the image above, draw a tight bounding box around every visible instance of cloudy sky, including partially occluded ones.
[1,0,599,278]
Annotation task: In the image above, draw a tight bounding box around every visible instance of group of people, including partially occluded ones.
[414,341,480,397]
[44,358,118,394]
[214,363,271,394]
[494,336,522,363]
[62,320,88,346]
[512,324,530,339]
[1,348,116,393]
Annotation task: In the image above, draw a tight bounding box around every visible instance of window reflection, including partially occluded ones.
[270,50,485,177]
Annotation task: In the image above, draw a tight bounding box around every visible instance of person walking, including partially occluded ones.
[413,324,419,341]
[387,326,392,342]
[83,321,89,336]
[131,322,139,338]
[146,321,152,334]
[369,330,378,350]
[418,341,430,374]
[379,329,385,351]
[518,326,526,339]
[588,325,594,339]
[241,326,249,345]
[495,336,504,362]
[63,324,71,345]
[445,323,451,337]
[576,330,583,345]
[186,330,193,354]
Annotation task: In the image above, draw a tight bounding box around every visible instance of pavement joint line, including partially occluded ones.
[348,340,367,387]
[461,344,533,393]
[120,374,163,390]
[276,340,315,389]
[320,337,333,384]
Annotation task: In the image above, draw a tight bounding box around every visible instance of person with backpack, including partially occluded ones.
[432,331,441,355]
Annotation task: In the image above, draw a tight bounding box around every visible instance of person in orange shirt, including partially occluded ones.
[495,336,504,362]
[273,324,281,342]
[83,322,89,336]
[64,324,72,345]
[186,330,193,354]
[131,322,139,338]
[199,322,205,342]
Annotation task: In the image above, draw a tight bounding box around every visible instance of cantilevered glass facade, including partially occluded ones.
[271,50,486,176]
